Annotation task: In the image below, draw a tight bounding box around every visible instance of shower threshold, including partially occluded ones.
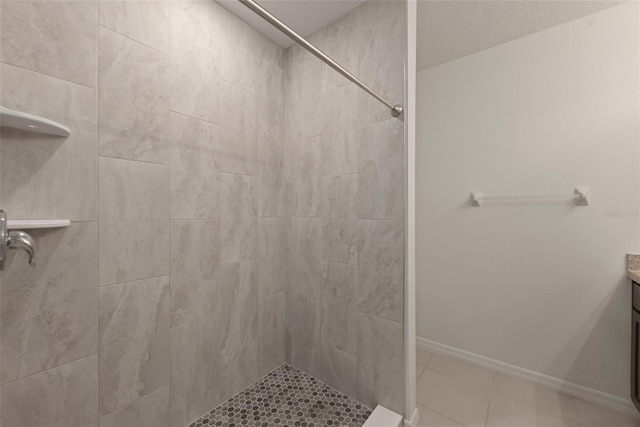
[189,364,373,427]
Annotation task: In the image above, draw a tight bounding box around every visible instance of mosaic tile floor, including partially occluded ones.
[189,364,372,427]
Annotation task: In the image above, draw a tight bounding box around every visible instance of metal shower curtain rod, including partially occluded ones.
[237,0,404,118]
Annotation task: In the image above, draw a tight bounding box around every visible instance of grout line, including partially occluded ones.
[0,353,98,388]
[0,61,97,91]
[98,274,169,289]
[98,24,169,57]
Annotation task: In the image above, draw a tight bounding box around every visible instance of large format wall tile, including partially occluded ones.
[1,355,98,427]
[320,262,357,356]
[170,220,220,328]
[221,173,258,263]
[355,0,405,126]
[221,341,259,401]
[357,220,404,323]
[258,217,287,298]
[256,36,285,142]
[285,58,322,141]
[357,313,404,413]
[289,136,322,217]
[170,5,220,124]
[219,82,258,175]
[100,386,169,427]
[322,174,357,264]
[99,0,169,53]
[313,345,358,400]
[1,223,98,384]
[286,292,321,373]
[259,137,287,218]
[0,0,97,87]
[220,260,258,355]
[258,292,286,375]
[322,128,357,176]
[357,119,404,220]
[171,316,222,427]
[99,157,169,285]
[99,276,170,415]
[98,27,169,164]
[170,112,220,220]
[0,64,98,221]
[288,217,323,299]
[219,8,258,93]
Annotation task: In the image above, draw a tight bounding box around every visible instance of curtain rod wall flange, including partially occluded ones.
[236,0,404,119]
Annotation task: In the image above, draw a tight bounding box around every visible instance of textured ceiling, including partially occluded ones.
[417,0,625,71]
[216,0,366,48]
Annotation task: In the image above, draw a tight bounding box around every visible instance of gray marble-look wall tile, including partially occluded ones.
[355,0,405,125]
[219,7,258,93]
[286,292,321,374]
[285,58,323,142]
[320,262,357,356]
[320,84,359,134]
[170,5,220,124]
[220,260,258,355]
[170,220,220,328]
[322,174,357,264]
[357,220,403,323]
[313,345,358,400]
[259,137,287,218]
[258,292,285,376]
[290,136,322,218]
[1,223,98,384]
[312,13,359,93]
[221,341,259,401]
[258,217,287,298]
[0,0,97,87]
[219,81,258,175]
[99,276,170,415]
[1,355,98,427]
[100,386,169,427]
[170,315,221,427]
[221,173,258,263]
[99,0,169,53]
[256,36,285,142]
[1,64,98,221]
[288,217,323,299]
[99,157,169,286]
[170,112,220,220]
[321,128,357,177]
[357,313,404,413]
[357,119,404,220]
[98,27,169,164]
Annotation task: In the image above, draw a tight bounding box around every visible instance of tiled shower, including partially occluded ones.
[0,0,405,425]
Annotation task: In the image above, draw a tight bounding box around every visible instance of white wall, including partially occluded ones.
[416,2,639,400]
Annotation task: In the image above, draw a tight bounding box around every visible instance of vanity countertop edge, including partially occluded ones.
[628,254,640,283]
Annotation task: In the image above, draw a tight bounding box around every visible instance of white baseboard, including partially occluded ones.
[404,407,419,427]
[417,336,640,419]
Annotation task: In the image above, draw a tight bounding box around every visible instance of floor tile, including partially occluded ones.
[417,368,490,427]
[428,354,495,390]
[574,399,640,427]
[417,348,434,367]
[492,373,578,422]
[418,405,466,427]
[417,364,426,380]
[188,364,372,426]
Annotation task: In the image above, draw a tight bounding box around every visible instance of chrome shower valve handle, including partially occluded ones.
[0,210,36,270]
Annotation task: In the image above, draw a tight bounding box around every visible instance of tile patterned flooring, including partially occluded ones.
[189,364,372,427]
[416,348,640,427]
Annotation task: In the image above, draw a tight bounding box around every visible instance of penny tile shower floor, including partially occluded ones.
[189,364,372,427]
